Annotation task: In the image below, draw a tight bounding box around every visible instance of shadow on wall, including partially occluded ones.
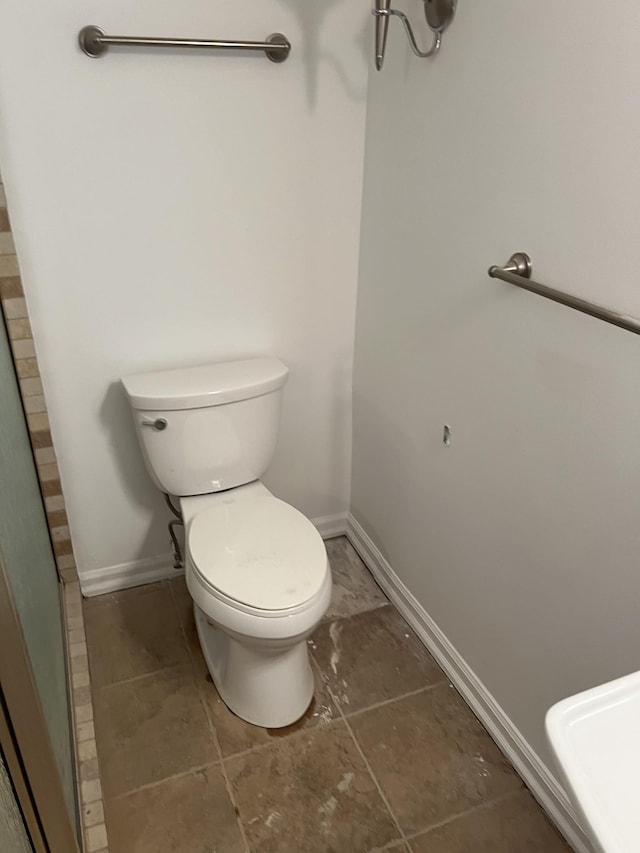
[274,0,369,106]
[351,388,420,540]
[100,382,171,561]
[266,352,353,513]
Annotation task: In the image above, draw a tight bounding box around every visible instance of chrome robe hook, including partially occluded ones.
[372,0,456,71]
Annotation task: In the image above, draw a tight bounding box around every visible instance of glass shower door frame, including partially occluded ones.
[0,548,80,852]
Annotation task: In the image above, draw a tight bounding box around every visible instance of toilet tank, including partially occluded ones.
[121,357,288,496]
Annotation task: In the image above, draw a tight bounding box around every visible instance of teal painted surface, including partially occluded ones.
[0,315,77,833]
[0,751,32,853]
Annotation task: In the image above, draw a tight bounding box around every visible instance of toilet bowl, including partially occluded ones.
[121,356,332,728]
[181,482,331,727]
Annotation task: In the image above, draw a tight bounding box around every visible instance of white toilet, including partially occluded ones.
[121,356,331,728]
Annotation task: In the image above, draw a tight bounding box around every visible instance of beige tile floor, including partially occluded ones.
[84,536,572,853]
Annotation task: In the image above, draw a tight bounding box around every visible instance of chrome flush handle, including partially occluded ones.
[141,418,168,431]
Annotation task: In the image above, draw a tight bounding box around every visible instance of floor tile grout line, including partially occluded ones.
[215,746,251,853]
[402,786,526,844]
[91,584,215,819]
[106,759,223,802]
[85,584,192,691]
[195,681,252,853]
[316,603,392,632]
[89,662,190,692]
[213,713,346,766]
[313,587,540,850]
[339,681,448,722]
[341,716,406,845]
[328,682,406,846]
[168,578,251,853]
[193,661,442,766]
[373,841,410,853]
[314,613,525,848]
[320,600,391,624]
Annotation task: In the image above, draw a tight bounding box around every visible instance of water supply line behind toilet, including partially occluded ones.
[164,493,184,569]
[372,0,457,70]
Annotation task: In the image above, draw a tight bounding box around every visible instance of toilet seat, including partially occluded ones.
[187,496,328,613]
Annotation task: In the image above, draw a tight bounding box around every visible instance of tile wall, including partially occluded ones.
[0,173,78,584]
[0,173,108,850]
[65,580,110,852]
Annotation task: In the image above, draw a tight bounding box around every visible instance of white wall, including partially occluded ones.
[353,0,640,781]
[0,0,368,583]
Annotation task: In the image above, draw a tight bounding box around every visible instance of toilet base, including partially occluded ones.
[194,605,315,728]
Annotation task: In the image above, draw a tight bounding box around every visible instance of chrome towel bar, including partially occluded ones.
[78,25,291,63]
[488,253,640,336]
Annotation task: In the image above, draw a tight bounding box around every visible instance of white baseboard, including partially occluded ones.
[313,512,348,540]
[80,512,348,598]
[345,514,592,853]
[80,552,182,597]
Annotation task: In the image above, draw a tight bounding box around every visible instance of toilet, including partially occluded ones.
[121,356,331,728]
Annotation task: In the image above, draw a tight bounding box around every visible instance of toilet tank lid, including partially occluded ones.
[121,357,288,411]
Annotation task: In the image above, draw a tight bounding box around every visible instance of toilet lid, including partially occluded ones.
[187,497,328,611]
